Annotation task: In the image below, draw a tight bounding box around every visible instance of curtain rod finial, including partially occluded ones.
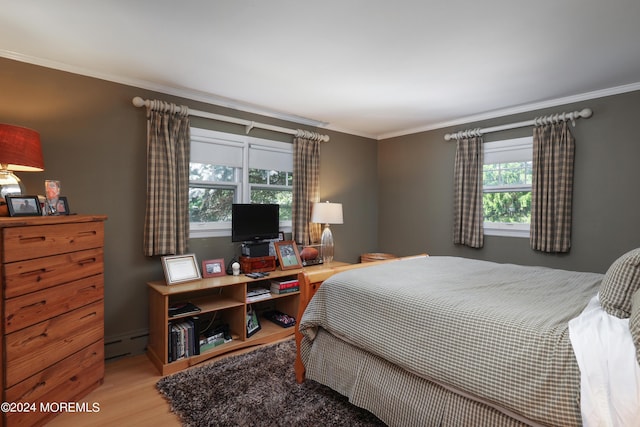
[132,97,146,107]
[579,108,593,119]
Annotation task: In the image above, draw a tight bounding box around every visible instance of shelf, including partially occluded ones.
[147,261,350,375]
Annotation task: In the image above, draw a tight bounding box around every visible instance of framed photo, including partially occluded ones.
[161,254,201,285]
[202,258,226,278]
[55,196,70,215]
[275,240,302,270]
[5,195,42,217]
[246,305,261,337]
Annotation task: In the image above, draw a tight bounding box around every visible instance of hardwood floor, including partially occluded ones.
[46,353,180,427]
[46,340,288,426]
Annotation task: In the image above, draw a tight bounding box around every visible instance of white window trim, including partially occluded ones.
[484,222,530,238]
[189,128,293,239]
[483,136,533,239]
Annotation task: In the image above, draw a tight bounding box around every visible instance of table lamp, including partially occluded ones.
[311,201,343,264]
[0,124,45,198]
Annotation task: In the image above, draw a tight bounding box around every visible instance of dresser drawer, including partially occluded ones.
[2,221,104,263]
[4,301,104,387]
[4,340,104,427]
[3,248,103,299]
[4,274,104,333]
[5,339,104,403]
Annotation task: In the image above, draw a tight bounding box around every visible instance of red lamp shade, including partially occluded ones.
[0,124,45,171]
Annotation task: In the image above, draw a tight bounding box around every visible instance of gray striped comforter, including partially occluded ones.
[299,256,603,426]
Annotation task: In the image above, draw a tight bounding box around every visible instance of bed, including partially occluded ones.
[294,252,640,427]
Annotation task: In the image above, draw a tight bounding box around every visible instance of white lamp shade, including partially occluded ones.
[311,202,343,224]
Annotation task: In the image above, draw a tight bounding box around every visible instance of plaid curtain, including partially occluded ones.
[453,136,484,248]
[530,122,575,253]
[292,137,321,245]
[143,101,191,256]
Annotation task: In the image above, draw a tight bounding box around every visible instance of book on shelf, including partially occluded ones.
[270,285,299,294]
[270,277,299,287]
[168,316,200,362]
[168,302,201,318]
[246,287,272,302]
[270,278,299,294]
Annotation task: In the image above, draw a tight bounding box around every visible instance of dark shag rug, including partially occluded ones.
[156,339,386,427]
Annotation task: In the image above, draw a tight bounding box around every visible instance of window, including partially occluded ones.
[483,136,533,238]
[189,128,293,238]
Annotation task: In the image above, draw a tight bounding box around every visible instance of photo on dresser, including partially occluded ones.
[5,195,42,217]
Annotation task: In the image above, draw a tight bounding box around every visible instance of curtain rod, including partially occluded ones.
[443,108,593,141]
[132,96,330,142]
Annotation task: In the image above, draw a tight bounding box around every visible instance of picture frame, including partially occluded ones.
[5,195,42,217]
[161,254,201,285]
[202,258,226,278]
[246,305,261,337]
[274,240,302,270]
[55,196,70,215]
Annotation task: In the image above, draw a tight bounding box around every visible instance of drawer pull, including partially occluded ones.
[18,235,46,244]
[23,330,48,344]
[77,257,97,266]
[19,381,47,400]
[6,300,46,324]
[80,312,98,321]
[22,300,47,310]
[19,268,47,280]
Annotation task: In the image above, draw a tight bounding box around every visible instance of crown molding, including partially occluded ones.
[377,82,640,140]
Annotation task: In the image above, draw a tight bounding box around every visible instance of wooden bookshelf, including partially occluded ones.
[147,261,349,375]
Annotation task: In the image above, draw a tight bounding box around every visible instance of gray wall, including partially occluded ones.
[0,58,378,355]
[4,55,638,356]
[378,90,640,273]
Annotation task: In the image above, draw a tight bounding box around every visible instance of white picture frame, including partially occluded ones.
[161,254,201,285]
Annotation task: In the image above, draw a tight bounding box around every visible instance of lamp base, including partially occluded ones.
[0,170,25,199]
[320,224,335,264]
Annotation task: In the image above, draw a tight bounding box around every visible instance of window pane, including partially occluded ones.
[189,187,235,222]
[269,170,287,186]
[190,163,236,182]
[249,168,292,186]
[483,161,532,188]
[250,189,292,220]
[249,169,267,184]
[483,191,531,223]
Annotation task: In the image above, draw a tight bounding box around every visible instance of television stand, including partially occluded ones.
[146,261,350,375]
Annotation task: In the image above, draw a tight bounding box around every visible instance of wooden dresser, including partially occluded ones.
[0,215,107,427]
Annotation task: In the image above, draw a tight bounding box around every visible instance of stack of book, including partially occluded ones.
[246,287,271,302]
[169,316,200,362]
[270,278,299,294]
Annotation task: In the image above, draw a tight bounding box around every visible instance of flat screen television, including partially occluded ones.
[231,203,280,242]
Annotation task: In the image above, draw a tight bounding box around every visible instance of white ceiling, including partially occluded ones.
[2,0,640,139]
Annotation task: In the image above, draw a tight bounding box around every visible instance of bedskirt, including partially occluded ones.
[302,328,538,427]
